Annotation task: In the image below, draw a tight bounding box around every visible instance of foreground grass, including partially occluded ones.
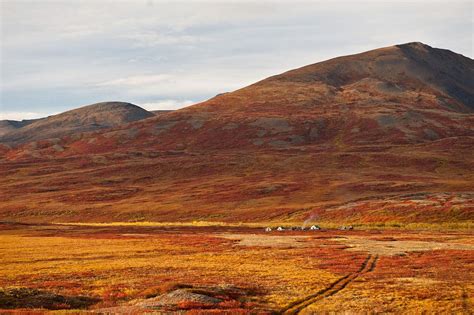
[1,223,472,313]
[0,226,340,311]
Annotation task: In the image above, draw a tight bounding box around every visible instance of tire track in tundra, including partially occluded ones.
[281,254,378,315]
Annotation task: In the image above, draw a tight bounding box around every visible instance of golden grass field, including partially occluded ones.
[0,222,472,314]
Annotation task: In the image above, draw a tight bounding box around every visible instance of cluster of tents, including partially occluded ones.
[264,225,320,232]
[264,225,354,232]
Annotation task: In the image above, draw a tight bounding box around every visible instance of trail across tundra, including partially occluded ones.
[281,254,379,314]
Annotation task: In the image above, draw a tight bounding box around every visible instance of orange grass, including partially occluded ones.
[0,223,473,313]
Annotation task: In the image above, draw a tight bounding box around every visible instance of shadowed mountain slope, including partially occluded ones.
[0,119,42,137]
[0,43,473,224]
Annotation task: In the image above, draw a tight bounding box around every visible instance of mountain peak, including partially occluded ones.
[396,41,431,49]
[255,42,473,108]
[75,101,143,112]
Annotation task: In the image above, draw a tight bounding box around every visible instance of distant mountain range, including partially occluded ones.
[0,42,472,224]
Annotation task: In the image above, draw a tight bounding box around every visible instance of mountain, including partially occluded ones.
[10,42,471,155]
[0,43,473,224]
[0,102,154,145]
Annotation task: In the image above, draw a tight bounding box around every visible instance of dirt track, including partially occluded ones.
[281,254,378,314]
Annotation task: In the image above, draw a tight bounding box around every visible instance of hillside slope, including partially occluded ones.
[0,43,473,224]
[0,102,154,145]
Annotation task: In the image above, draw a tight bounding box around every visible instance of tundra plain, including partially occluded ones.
[0,222,473,313]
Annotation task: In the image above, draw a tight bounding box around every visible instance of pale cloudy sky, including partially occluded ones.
[0,0,472,120]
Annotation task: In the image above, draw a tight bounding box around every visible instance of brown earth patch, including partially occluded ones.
[331,236,474,256]
[219,233,312,248]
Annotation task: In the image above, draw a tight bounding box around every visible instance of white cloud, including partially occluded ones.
[0,111,49,121]
[126,32,208,48]
[96,74,172,87]
[140,100,195,111]
[94,70,264,98]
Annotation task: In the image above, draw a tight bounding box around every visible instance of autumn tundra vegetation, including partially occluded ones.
[0,222,473,313]
[0,43,473,313]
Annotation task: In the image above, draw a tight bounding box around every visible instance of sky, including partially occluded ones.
[0,0,472,120]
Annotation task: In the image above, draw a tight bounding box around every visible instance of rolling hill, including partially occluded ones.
[0,42,473,224]
[0,101,154,146]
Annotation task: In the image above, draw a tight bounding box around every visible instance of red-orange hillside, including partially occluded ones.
[1,42,473,224]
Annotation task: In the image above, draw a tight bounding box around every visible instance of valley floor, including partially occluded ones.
[0,222,472,314]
